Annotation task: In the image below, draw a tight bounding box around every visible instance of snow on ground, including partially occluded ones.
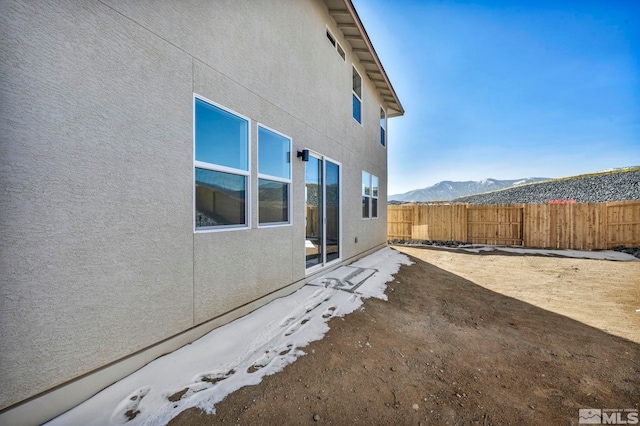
[459,245,639,261]
[398,242,639,261]
[46,247,412,426]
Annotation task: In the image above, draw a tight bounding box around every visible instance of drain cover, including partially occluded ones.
[308,266,378,293]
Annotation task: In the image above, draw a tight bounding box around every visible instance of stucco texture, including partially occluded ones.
[0,0,194,409]
[0,0,392,413]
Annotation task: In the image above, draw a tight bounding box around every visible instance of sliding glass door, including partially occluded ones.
[305,156,323,269]
[305,154,340,271]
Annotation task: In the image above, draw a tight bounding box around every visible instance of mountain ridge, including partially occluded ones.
[389,177,550,202]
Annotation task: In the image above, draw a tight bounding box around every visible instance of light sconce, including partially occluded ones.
[297,149,310,162]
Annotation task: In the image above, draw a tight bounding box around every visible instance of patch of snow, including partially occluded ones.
[456,245,638,261]
[45,247,411,426]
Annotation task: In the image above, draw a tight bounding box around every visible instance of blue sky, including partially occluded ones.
[352,0,640,195]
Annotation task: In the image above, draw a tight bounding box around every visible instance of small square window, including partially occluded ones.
[326,29,345,61]
[326,30,336,47]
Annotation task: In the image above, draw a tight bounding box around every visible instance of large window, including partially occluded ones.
[362,171,379,219]
[380,107,387,147]
[352,67,362,124]
[194,97,249,230]
[258,125,291,225]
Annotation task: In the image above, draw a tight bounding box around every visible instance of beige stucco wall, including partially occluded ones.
[0,0,392,421]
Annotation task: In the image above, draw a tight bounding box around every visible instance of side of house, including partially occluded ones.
[0,0,403,424]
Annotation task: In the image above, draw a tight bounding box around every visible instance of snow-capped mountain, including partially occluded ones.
[388,178,550,202]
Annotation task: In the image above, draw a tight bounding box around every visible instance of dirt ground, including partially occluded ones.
[169,246,640,425]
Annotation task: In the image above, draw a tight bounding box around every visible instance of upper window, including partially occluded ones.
[194,97,250,230]
[362,172,379,219]
[352,67,362,124]
[380,107,387,147]
[326,29,346,61]
[326,29,336,47]
[258,125,291,226]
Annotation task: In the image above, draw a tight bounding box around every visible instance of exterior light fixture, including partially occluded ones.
[297,149,310,161]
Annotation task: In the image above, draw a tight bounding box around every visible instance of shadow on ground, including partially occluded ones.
[169,254,640,425]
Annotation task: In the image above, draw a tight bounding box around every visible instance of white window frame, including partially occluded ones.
[257,123,292,228]
[362,171,371,220]
[362,171,379,219]
[193,94,251,233]
[352,66,363,125]
[371,174,379,219]
[326,28,346,61]
[304,151,343,276]
[380,106,387,148]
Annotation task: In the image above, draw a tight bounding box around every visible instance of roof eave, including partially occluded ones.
[325,0,405,117]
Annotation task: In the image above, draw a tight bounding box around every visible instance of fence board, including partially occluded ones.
[606,200,640,247]
[467,204,523,245]
[388,201,640,250]
[387,204,413,240]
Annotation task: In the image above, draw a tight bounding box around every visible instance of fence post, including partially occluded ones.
[601,202,607,250]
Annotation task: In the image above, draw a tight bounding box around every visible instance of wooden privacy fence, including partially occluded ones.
[388,200,640,250]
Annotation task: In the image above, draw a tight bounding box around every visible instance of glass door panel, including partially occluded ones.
[325,160,340,263]
[305,154,340,271]
[305,156,323,269]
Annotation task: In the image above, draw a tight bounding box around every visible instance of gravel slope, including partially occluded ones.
[454,169,640,204]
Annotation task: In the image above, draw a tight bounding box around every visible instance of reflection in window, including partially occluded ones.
[352,67,362,124]
[258,127,290,180]
[372,175,379,218]
[327,29,346,61]
[362,171,371,218]
[380,107,386,147]
[195,168,246,227]
[306,157,323,268]
[195,98,248,170]
[362,172,379,219]
[259,179,288,224]
[258,125,291,225]
[326,161,340,263]
[194,97,249,230]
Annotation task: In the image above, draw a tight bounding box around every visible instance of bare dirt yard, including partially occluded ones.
[169,246,640,425]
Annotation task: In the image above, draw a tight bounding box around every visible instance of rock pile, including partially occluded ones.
[454,169,640,204]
